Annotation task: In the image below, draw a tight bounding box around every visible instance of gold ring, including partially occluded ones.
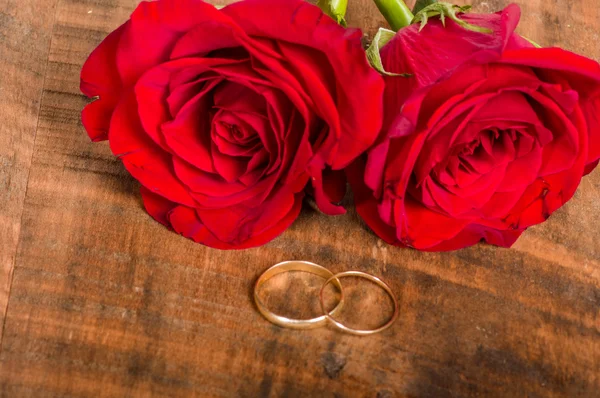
[319,271,399,336]
[254,261,344,329]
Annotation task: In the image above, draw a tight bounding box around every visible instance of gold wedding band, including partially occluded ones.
[319,271,399,336]
[254,261,344,329]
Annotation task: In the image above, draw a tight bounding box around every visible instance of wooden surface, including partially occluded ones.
[0,0,599,396]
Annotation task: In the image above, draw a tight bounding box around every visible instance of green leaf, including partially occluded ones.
[366,28,412,77]
[412,2,493,34]
[412,0,438,14]
[317,0,348,27]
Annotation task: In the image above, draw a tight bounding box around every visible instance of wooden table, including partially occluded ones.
[0,0,599,396]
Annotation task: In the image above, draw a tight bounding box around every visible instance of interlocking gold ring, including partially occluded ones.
[254,261,344,329]
[319,271,399,336]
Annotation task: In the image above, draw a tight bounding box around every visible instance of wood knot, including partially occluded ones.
[320,352,347,379]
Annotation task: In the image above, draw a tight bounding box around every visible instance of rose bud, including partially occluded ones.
[348,4,600,251]
[81,0,384,249]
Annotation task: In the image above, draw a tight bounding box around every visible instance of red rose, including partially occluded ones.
[81,0,383,249]
[348,4,600,251]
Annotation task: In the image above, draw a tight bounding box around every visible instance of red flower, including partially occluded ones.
[81,0,383,249]
[348,4,600,251]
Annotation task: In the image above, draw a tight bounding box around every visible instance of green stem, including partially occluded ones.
[317,0,349,26]
[372,0,414,31]
[330,0,348,16]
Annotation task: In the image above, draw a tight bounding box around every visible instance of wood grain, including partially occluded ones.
[0,0,59,342]
[0,0,599,397]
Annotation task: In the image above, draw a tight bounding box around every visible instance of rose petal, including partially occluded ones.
[223,0,383,169]
[501,48,600,96]
[528,90,581,176]
[116,0,229,85]
[109,93,195,207]
[170,18,242,59]
[140,185,175,227]
[80,23,128,141]
[422,225,523,251]
[196,187,298,243]
[162,88,218,173]
[381,4,522,90]
[141,187,302,249]
[497,145,543,192]
[584,94,600,167]
[211,141,249,183]
[308,165,346,216]
[584,160,599,176]
[346,158,398,244]
[135,57,244,149]
[398,198,472,249]
[213,80,267,115]
[167,74,222,118]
